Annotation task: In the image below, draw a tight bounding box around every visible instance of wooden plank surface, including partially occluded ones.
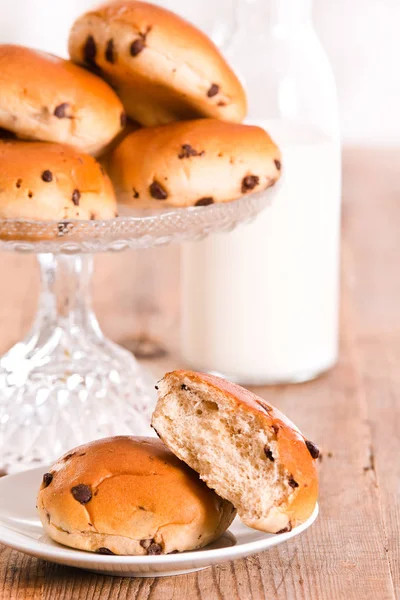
[0,148,398,599]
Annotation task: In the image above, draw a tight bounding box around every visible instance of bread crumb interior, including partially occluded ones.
[156,379,289,522]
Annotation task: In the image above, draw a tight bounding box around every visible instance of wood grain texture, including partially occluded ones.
[0,149,398,599]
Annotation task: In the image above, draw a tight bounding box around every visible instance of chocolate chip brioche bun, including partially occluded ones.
[37,437,236,556]
[68,1,247,126]
[152,371,319,534]
[0,45,125,155]
[0,140,116,240]
[108,119,281,208]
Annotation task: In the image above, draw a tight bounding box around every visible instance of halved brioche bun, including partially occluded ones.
[152,371,319,534]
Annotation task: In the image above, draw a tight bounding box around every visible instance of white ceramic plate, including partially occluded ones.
[0,467,318,578]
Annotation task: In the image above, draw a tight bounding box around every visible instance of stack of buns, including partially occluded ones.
[37,371,319,556]
[69,0,282,209]
[0,0,282,238]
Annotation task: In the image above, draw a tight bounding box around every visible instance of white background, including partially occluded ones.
[0,0,397,146]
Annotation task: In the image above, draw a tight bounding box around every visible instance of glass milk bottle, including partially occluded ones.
[181,0,342,384]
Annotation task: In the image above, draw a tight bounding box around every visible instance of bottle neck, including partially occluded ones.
[236,0,313,27]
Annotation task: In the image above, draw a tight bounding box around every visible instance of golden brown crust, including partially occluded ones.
[68,1,247,126]
[155,371,318,532]
[0,45,124,155]
[0,140,117,240]
[37,436,235,555]
[108,119,281,207]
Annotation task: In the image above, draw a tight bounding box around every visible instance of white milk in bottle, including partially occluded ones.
[181,120,341,383]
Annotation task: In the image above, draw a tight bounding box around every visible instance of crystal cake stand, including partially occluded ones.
[0,192,274,473]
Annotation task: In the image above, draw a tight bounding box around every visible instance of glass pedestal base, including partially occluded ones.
[0,254,156,474]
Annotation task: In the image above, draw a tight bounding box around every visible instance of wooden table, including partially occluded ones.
[0,148,399,599]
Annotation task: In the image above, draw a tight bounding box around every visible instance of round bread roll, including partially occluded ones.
[68,1,247,126]
[108,119,281,208]
[152,371,319,534]
[0,140,117,239]
[0,45,125,155]
[37,436,236,556]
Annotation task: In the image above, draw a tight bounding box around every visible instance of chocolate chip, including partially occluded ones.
[274,159,281,170]
[207,83,220,97]
[255,399,272,414]
[195,197,214,207]
[264,447,275,461]
[147,543,162,555]
[242,175,260,193]
[0,128,15,139]
[132,188,139,199]
[54,103,70,119]
[130,38,145,57]
[72,189,81,206]
[276,524,292,534]
[272,424,279,435]
[120,112,127,127]
[84,35,97,65]
[96,547,115,555]
[16,178,22,189]
[90,213,96,221]
[155,385,159,390]
[105,39,115,63]
[305,440,320,459]
[178,144,204,159]
[140,540,162,555]
[42,473,53,488]
[181,384,190,391]
[288,477,299,489]
[149,181,168,200]
[57,222,70,235]
[42,170,53,182]
[28,190,33,198]
[71,484,92,504]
